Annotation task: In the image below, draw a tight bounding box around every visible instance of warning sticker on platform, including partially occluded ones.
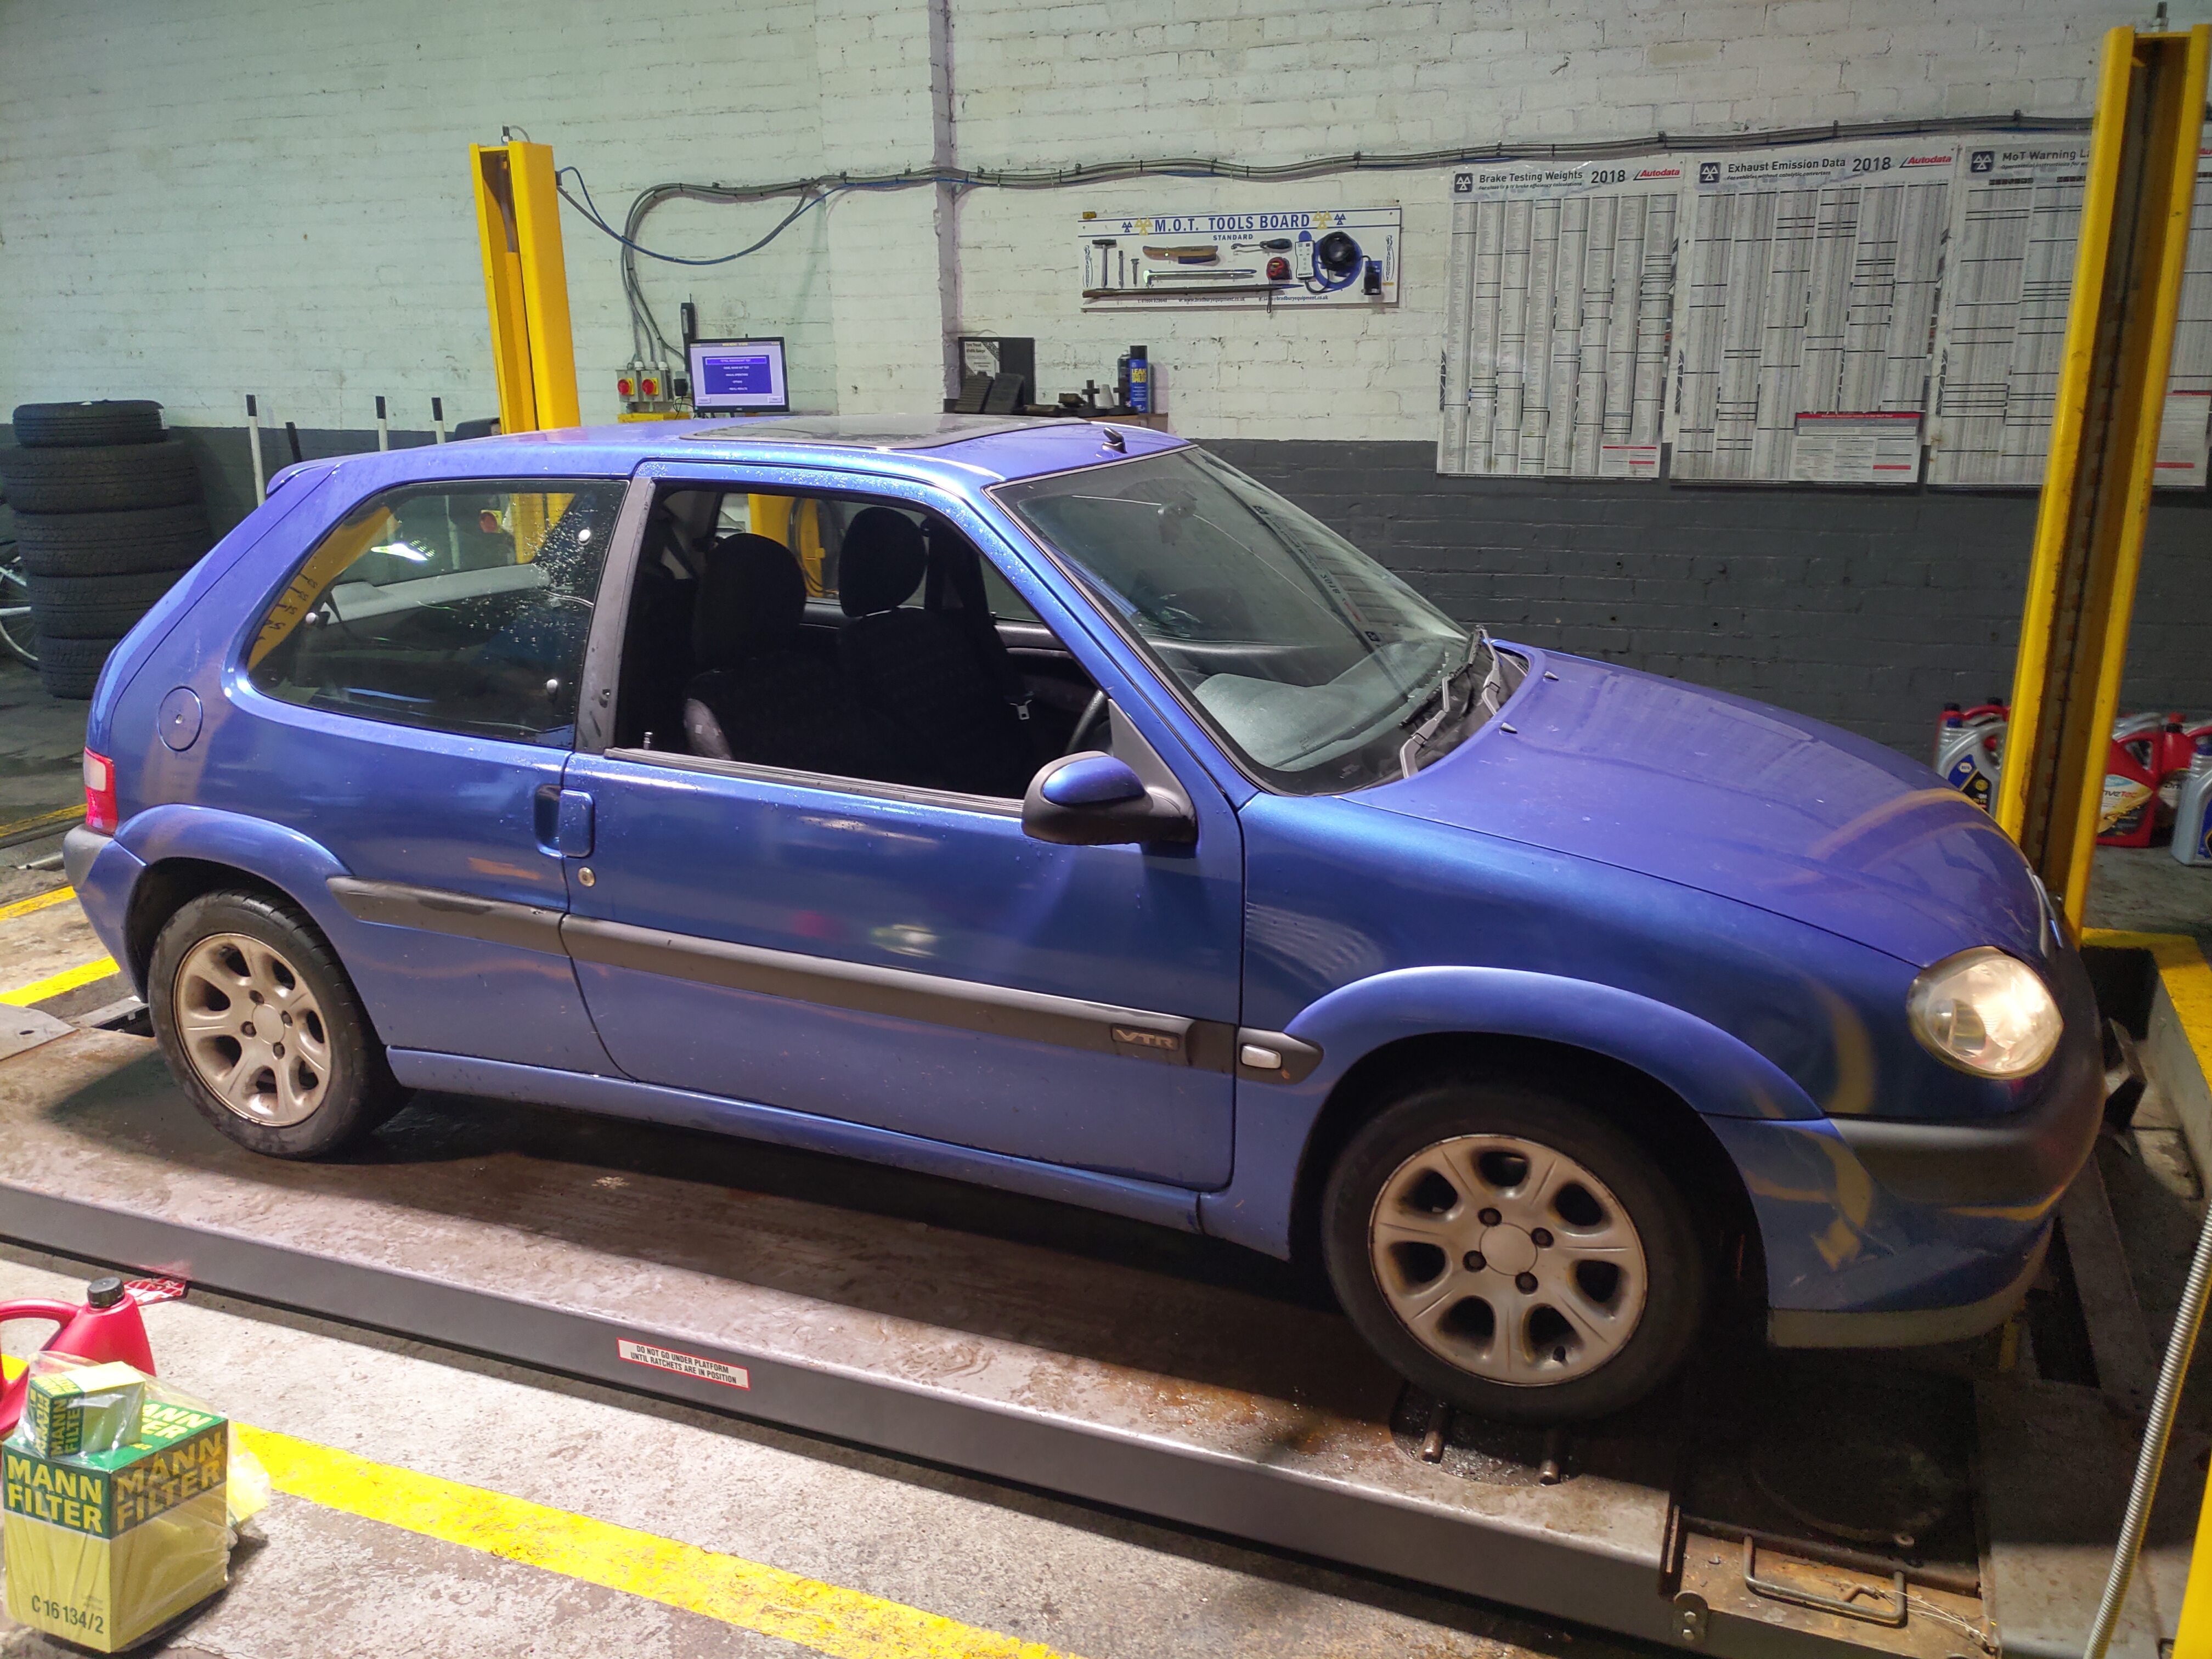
[617,1338,751,1390]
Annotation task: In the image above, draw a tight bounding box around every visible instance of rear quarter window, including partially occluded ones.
[245,479,623,746]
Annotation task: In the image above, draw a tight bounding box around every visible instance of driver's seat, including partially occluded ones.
[682,532,904,778]
[835,508,1037,798]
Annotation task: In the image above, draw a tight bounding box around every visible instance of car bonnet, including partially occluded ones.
[1359,650,2047,968]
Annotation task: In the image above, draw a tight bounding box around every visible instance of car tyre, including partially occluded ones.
[10,401,166,449]
[149,890,408,1159]
[0,439,201,512]
[35,635,116,699]
[15,505,212,577]
[25,569,187,639]
[1322,1079,1707,1424]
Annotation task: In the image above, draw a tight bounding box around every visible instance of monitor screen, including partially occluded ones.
[689,338,789,414]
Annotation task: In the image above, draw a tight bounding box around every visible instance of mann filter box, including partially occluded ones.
[25,1362,145,1458]
[3,1399,230,1651]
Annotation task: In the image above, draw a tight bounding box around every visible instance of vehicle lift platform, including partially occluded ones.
[0,1025,2201,1659]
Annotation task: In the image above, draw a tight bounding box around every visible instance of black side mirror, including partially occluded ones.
[1023,751,1196,847]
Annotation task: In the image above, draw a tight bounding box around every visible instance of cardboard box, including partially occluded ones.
[24,1362,145,1458]
[3,1398,230,1651]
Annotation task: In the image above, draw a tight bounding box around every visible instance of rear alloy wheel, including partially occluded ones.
[1323,1081,1706,1423]
[173,933,334,1127]
[150,891,407,1158]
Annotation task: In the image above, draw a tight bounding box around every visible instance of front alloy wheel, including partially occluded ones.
[1370,1134,1649,1386]
[1324,1080,1707,1423]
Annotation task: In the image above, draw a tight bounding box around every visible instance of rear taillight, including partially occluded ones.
[83,751,117,834]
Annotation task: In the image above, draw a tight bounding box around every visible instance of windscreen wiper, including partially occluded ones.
[1397,632,1503,778]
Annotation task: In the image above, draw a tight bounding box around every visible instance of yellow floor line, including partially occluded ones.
[0,805,83,841]
[0,885,77,922]
[237,1425,1079,1659]
[0,953,118,1007]
[2081,928,2212,1082]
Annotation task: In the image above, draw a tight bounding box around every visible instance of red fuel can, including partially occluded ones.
[0,1277,157,1438]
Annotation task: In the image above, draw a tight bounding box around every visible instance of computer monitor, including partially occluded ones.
[688,338,789,415]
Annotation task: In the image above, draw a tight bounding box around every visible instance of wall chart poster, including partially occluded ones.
[1438,160,1681,479]
[1075,207,1401,309]
[1928,141,2212,489]
[1670,141,1955,484]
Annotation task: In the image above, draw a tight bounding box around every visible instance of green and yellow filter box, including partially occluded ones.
[24,1361,145,1458]
[3,1397,230,1651]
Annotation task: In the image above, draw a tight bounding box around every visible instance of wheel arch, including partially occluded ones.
[109,804,356,996]
[124,857,312,991]
[1285,1030,1764,1299]
[1207,965,1821,1294]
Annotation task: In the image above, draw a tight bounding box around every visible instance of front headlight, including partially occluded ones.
[1907,947,2063,1078]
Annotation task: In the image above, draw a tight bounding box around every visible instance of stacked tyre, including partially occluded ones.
[0,401,211,698]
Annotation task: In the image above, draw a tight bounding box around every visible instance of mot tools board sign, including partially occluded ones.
[1077,207,1401,309]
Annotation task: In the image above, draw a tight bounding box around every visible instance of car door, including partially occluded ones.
[216,470,633,1073]
[559,461,1244,1189]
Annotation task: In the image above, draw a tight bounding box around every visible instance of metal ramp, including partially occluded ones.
[0,1029,2194,1657]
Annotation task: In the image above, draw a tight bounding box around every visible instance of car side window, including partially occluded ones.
[246,480,622,747]
[616,487,1097,802]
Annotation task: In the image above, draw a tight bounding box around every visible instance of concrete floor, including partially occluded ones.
[0,1246,1637,1659]
[2087,842,2212,951]
[1,656,127,1018]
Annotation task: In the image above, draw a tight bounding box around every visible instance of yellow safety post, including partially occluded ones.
[469,141,581,435]
[1996,24,2210,932]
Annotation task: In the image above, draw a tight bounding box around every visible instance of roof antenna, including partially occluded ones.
[1099,426,1126,452]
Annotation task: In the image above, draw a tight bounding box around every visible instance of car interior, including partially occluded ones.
[611,487,1109,800]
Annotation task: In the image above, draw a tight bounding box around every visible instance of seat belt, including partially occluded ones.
[922,524,1035,729]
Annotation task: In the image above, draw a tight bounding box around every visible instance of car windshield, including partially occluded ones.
[995,448,1479,793]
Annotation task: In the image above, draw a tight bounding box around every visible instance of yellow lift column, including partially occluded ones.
[1996,25,2210,931]
[470,140,581,435]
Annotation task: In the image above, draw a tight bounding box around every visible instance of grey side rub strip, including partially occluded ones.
[328,877,1321,1082]
[327,877,566,957]
[565,913,1228,1069]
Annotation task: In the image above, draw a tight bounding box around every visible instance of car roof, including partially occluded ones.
[309,414,1189,493]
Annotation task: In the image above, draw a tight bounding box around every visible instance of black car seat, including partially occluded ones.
[682,532,906,779]
[835,508,1039,798]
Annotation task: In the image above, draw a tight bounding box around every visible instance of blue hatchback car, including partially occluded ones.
[66,414,2102,1421]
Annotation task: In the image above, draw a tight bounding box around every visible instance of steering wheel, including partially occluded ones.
[1065,689,1108,756]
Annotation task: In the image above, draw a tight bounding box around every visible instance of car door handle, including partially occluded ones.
[557,789,594,858]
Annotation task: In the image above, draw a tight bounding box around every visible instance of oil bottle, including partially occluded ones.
[1936,715,2004,811]
[2097,735,2162,847]
[2173,741,2212,866]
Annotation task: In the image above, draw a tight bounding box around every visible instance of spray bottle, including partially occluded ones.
[0,1277,157,1438]
[2172,740,2212,866]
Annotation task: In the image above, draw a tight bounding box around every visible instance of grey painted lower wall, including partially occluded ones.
[14,425,2206,759]
[1208,439,2212,758]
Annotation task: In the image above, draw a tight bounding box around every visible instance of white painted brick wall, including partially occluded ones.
[0,0,828,429]
[0,0,2198,439]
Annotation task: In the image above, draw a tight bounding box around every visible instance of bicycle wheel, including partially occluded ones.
[0,552,36,667]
